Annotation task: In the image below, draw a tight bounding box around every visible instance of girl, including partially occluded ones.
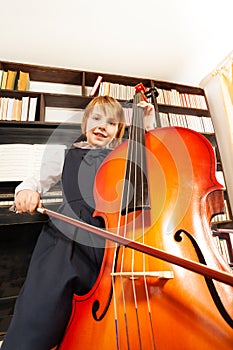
[2,95,155,350]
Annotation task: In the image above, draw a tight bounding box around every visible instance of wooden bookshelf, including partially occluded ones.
[0,60,232,339]
[0,59,232,239]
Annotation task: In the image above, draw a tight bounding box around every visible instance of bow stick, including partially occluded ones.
[37,207,233,287]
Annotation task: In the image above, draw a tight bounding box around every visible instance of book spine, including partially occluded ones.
[89,76,103,96]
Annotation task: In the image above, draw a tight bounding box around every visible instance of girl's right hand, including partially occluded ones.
[137,101,155,131]
[15,189,42,214]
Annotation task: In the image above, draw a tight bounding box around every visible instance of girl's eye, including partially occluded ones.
[108,120,117,126]
[91,115,100,121]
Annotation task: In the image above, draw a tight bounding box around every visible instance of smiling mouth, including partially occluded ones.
[94,132,107,138]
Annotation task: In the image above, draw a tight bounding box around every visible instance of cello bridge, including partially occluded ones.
[110,271,174,280]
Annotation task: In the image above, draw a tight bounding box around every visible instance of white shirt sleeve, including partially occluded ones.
[15,145,66,196]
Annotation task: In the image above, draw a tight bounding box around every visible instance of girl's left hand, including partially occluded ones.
[137,101,156,131]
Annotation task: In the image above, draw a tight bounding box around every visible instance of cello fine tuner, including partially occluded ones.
[110,271,174,280]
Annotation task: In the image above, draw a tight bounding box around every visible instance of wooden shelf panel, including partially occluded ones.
[0,89,40,99]
[0,123,82,145]
[158,104,210,117]
[84,71,152,87]
[152,80,205,94]
[44,93,92,108]
[0,61,84,85]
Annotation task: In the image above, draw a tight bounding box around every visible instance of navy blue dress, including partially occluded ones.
[2,147,111,350]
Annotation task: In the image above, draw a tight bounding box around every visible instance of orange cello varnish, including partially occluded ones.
[58,127,233,350]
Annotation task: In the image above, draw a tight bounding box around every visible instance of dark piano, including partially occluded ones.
[0,181,62,340]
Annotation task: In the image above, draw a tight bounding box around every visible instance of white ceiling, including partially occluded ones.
[1,0,232,87]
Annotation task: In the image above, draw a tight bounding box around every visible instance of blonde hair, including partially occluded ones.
[81,96,125,148]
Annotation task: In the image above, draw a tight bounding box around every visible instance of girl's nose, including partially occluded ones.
[98,122,107,129]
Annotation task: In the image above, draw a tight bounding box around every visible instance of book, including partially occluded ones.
[16,99,22,121]
[216,170,226,189]
[229,233,233,250]
[0,97,2,119]
[29,81,82,95]
[99,82,110,96]
[0,143,67,181]
[89,75,103,96]
[20,96,30,121]
[6,70,17,90]
[0,70,3,87]
[12,99,22,121]
[17,71,30,91]
[6,98,15,121]
[1,71,8,89]
[28,97,38,121]
[99,82,135,100]
[0,97,8,120]
[45,106,84,123]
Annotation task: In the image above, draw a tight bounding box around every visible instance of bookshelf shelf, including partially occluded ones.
[43,93,92,109]
[158,104,210,117]
[0,88,40,99]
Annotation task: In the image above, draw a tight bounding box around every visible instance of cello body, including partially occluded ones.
[58,127,233,349]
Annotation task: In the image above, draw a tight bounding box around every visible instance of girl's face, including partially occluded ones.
[86,106,119,148]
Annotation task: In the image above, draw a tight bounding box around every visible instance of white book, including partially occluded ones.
[229,233,233,250]
[216,170,226,189]
[1,97,9,120]
[28,97,37,121]
[89,75,103,96]
[0,70,3,86]
[30,81,82,95]
[0,97,4,120]
[0,97,2,120]
[21,96,30,121]
[160,112,169,127]
[45,107,84,123]
[6,98,15,121]
[0,143,67,181]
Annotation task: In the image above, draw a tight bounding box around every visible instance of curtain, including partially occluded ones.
[200,52,233,215]
[219,57,233,105]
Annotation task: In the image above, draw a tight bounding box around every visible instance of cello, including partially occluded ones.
[42,85,233,349]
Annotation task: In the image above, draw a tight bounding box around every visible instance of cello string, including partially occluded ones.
[127,93,152,348]
[139,109,157,349]
[111,128,133,349]
[130,101,143,349]
[122,102,136,347]
[114,92,155,348]
[112,100,136,348]
[111,201,129,346]
[110,227,128,347]
[119,93,143,348]
[122,91,156,348]
[127,92,157,348]
[136,99,156,348]
[111,270,120,350]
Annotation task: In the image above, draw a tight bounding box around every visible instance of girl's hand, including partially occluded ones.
[137,101,156,131]
[15,189,42,214]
